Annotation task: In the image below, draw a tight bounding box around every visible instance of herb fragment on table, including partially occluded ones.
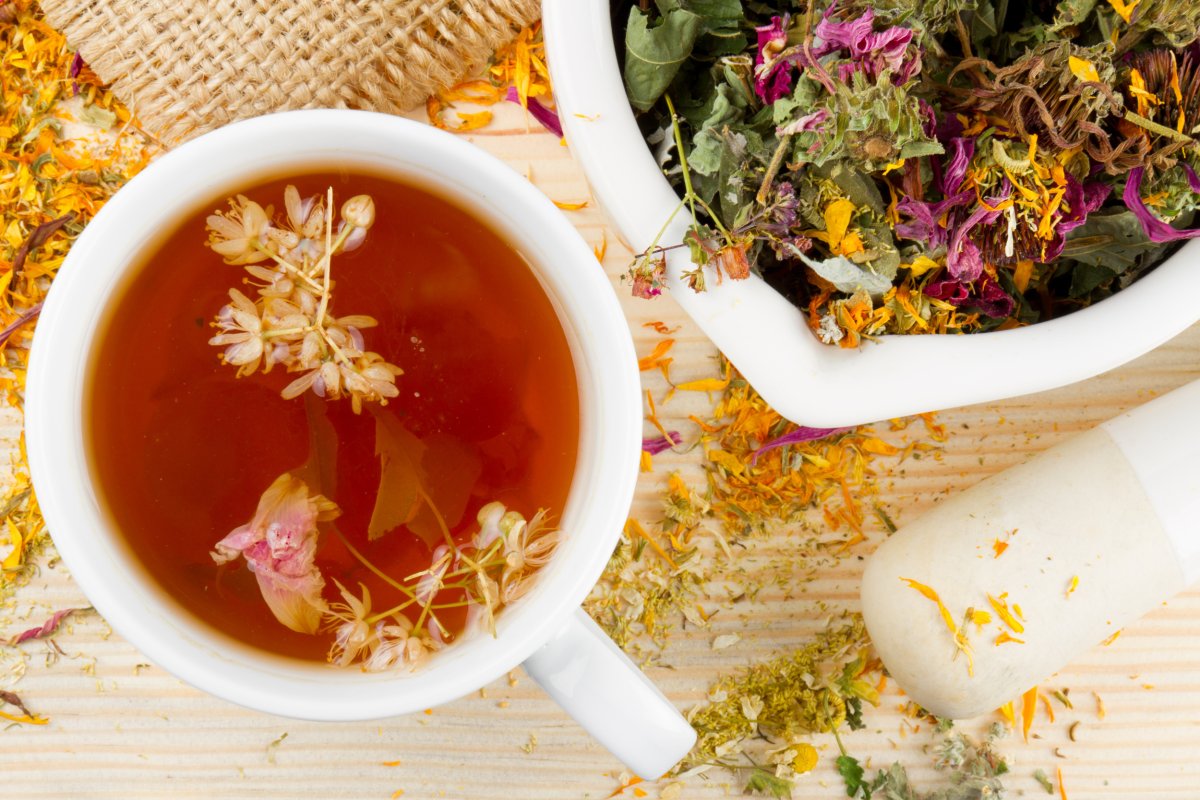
[7,607,87,645]
[838,722,1011,800]
[0,1,155,675]
[1022,685,1039,742]
[699,359,921,541]
[620,0,1200,343]
[679,615,876,771]
[265,732,288,764]
[1034,767,1055,794]
[426,22,561,137]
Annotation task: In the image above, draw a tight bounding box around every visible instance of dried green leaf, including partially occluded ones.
[624,1,703,112]
[745,768,794,798]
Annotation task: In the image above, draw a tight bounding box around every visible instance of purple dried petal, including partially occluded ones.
[946,201,1005,281]
[752,426,852,463]
[862,25,914,73]
[1184,163,1200,194]
[642,432,680,455]
[1123,166,1200,243]
[975,276,1015,319]
[943,138,976,195]
[69,52,84,96]
[814,8,918,82]
[926,275,1013,319]
[894,189,973,248]
[814,9,877,56]
[924,277,970,304]
[504,86,563,138]
[1057,174,1111,237]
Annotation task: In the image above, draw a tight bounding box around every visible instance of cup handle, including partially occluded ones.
[523,607,696,778]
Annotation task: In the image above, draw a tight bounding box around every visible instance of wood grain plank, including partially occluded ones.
[2,102,1199,799]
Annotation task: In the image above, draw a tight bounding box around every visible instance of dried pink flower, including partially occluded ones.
[754,15,793,103]
[211,473,339,634]
[815,8,921,84]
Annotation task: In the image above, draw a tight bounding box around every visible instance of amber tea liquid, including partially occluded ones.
[87,170,579,661]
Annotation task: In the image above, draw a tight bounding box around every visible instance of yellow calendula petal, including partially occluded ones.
[707,448,746,477]
[861,438,898,456]
[675,377,731,393]
[638,338,675,371]
[987,592,1025,634]
[1,517,23,570]
[1068,56,1101,84]
[1022,685,1038,741]
[905,254,940,276]
[1107,0,1140,24]
[823,198,856,252]
[453,111,493,131]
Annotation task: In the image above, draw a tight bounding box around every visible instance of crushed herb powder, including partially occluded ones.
[680,615,875,771]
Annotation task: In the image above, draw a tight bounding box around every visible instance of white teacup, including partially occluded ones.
[25,110,695,779]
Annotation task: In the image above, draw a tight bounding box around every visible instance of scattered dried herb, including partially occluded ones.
[427,23,560,136]
[0,0,153,616]
[680,615,876,770]
[852,723,1011,800]
[700,359,926,542]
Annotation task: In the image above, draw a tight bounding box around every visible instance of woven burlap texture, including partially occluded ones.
[39,0,539,143]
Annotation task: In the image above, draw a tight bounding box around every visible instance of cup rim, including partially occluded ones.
[25,109,642,720]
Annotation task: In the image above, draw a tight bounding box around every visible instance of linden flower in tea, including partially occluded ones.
[203,184,563,672]
[206,186,402,412]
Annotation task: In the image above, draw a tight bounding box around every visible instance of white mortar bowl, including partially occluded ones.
[544,0,1200,426]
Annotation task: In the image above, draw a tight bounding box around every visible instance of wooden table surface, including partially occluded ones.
[4,103,1200,799]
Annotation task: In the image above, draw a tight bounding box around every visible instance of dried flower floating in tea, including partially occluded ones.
[206,186,403,412]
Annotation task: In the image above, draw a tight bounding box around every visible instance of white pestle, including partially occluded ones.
[861,380,1200,719]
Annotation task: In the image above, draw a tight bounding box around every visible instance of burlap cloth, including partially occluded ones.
[40,0,540,144]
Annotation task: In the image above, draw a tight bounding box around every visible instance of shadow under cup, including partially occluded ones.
[26,111,642,721]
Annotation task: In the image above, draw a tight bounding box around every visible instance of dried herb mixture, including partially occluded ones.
[623,0,1200,344]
